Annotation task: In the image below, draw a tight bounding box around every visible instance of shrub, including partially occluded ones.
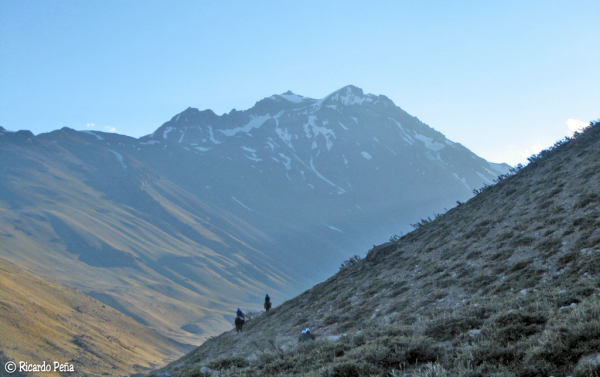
[471,342,524,367]
[576,193,600,209]
[424,315,483,341]
[509,260,531,272]
[486,311,547,345]
[179,367,211,377]
[340,255,362,270]
[262,359,296,375]
[526,298,600,370]
[328,362,363,377]
[359,336,440,368]
[511,236,535,247]
[207,356,247,370]
[537,238,562,255]
[323,314,341,326]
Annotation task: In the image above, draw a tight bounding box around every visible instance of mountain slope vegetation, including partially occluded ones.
[154,120,600,377]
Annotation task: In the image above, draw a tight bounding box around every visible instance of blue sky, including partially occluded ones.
[1,0,598,165]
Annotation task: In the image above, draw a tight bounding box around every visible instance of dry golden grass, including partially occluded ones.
[0,258,190,377]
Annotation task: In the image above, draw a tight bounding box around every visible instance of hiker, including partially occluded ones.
[264,294,272,312]
[299,328,315,342]
[236,308,244,319]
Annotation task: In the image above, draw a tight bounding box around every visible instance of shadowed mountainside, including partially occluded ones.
[154,120,600,377]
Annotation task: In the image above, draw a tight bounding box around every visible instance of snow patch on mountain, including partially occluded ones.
[220,115,271,137]
[373,138,397,156]
[81,131,104,140]
[414,134,445,151]
[108,150,127,170]
[266,138,278,151]
[303,116,336,151]
[389,118,403,130]
[278,153,291,170]
[324,224,344,233]
[309,156,346,194]
[206,126,222,144]
[453,173,471,191]
[163,127,174,140]
[231,197,253,211]
[276,127,294,150]
[476,171,493,184]
[329,87,375,106]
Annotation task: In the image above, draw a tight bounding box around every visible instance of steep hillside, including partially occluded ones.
[155,120,600,377]
[0,258,189,377]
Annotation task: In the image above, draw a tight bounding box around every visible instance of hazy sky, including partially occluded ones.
[1,0,598,165]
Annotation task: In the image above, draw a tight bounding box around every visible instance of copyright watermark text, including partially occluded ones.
[5,361,75,373]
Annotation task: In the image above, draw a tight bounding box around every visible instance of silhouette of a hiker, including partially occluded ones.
[264,294,272,311]
[236,308,244,319]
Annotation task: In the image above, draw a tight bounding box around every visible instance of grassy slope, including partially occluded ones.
[154,121,600,376]
[0,134,293,346]
[0,258,190,377]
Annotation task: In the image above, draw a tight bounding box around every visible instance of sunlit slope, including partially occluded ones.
[0,130,295,345]
[154,122,600,377]
[0,258,190,377]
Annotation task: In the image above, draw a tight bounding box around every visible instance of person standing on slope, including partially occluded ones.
[264,294,272,312]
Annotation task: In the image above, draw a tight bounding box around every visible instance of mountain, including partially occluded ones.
[0,85,509,350]
[153,121,600,377]
[86,85,510,279]
[0,258,190,377]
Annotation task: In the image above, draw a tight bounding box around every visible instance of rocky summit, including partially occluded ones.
[134,85,510,282]
[153,121,600,377]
